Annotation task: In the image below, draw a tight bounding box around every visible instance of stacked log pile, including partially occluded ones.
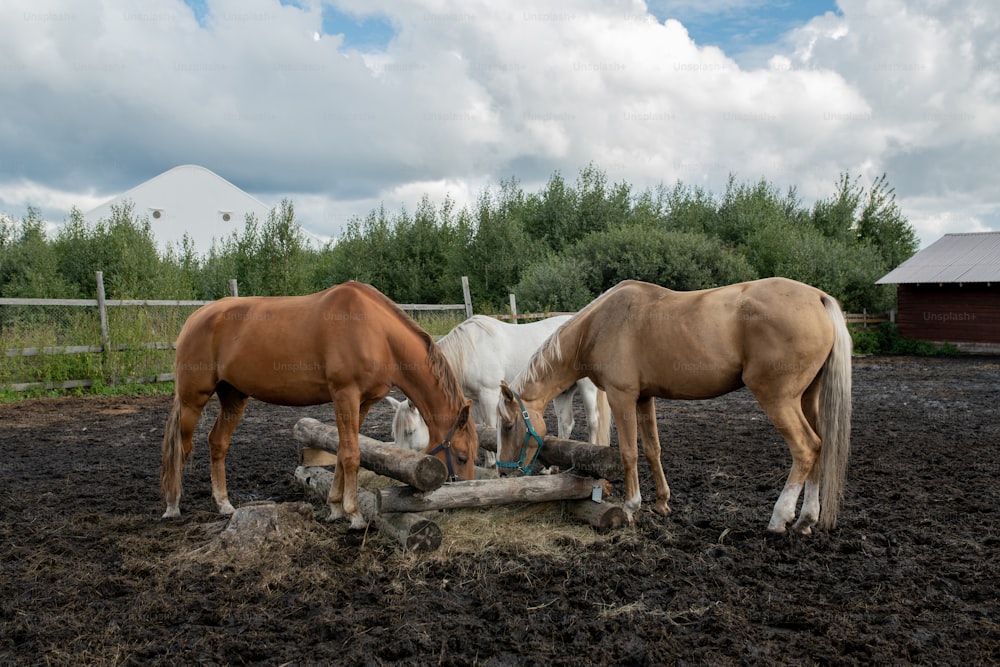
[292,417,627,552]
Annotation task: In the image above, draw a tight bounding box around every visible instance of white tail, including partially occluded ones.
[817,298,853,530]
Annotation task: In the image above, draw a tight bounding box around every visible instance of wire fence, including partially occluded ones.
[1,273,473,393]
[1,273,887,393]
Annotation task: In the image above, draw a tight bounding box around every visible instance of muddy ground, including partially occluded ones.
[0,355,998,666]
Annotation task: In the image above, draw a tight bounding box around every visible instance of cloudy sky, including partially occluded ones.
[1,0,997,251]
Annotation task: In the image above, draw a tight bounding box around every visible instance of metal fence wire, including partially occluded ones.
[0,273,474,392]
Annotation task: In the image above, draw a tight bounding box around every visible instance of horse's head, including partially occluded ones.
[386,396,429,452]
[425,400,478,481]
[496,381,547,475]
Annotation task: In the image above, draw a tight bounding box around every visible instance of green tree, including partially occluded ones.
[0,208,75,298]
[522,170,578,252]
[855,173,918,269]
[324,203,396,294]
[453,180,542,308]
[200,199,314,297]
[516,226,757,312]
[53,201,186,299]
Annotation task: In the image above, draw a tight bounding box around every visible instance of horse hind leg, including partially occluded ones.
[208,383,248,516]
[792,378,824,535]
[755,395,821,535]
[161,392,210,518]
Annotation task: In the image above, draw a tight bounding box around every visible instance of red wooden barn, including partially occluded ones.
[876,232,1000,353]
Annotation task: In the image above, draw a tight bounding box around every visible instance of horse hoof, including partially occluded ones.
[348,515,368,531]
[218,501,236,516]
[654,502,671,516]
[162,507,180,519]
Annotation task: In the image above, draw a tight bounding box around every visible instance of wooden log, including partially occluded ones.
[476,425,623,480]
[294,417,447,492]
[378,473,608,513]
[564,499,629,532]
[293,466,441,552]
[299,447,337,467]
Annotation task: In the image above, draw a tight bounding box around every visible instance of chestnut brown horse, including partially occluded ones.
[497,277,851,534]
[161,281,477,528]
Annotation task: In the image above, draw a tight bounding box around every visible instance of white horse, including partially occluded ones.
[384,395,429,452]
[387,315,612,462]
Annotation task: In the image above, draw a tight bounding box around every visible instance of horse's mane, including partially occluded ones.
[511,282,626,396]
[437,315,498,382]
[351,282,466,408]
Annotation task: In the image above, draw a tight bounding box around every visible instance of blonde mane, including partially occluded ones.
[511,282,627,396]
[512,333,563,393]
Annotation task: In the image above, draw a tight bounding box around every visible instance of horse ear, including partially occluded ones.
[384,396,402,409]
[456,400,472,427]
[500,381,514,401]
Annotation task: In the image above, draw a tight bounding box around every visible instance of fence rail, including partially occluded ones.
[1,274,889,393]
[0,273,475,392]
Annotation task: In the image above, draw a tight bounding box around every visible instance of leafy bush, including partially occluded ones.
[850,323,960,356]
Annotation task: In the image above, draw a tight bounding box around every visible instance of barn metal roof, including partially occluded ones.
[875,231,1000,284]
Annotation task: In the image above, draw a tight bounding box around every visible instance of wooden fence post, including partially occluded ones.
[229,279,239,297]
[95,271,110,351]
[461,276,473,319]
[509,293,518,324]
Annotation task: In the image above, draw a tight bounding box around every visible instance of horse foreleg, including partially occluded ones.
[474,388,499,467]
[208,385,248,516]
[576,381,603,445]
[637,397,670,516]
[326,394,366,529]
[553,388,576,440]
[607,391,641,520]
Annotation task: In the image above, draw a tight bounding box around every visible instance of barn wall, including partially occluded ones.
[897,284,1000,343]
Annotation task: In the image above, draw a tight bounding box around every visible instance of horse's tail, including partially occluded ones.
[595,389,612,447]
[817,296,853,531]
[160,394,185,511]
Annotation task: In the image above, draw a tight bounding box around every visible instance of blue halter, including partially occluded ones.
[495,389,545,476]
[426,412,468,481]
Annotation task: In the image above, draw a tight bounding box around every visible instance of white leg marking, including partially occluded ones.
[792,480,820,535]
[768,481,803,533]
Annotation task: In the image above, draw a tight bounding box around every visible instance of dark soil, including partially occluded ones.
[1,355,998,666]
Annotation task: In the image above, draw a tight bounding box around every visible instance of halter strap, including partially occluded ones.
[496,389,545,476]
[426,411,467,481]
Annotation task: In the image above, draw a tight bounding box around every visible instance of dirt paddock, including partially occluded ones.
[1,355,998,665]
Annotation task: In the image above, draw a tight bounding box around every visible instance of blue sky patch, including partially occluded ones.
[320,5,396,51]
[183,0,208,27]
[647,0,839,58]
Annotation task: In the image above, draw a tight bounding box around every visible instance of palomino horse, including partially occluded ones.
[161,281,477,528]
[497,277,852,534]
[388,315,612,460]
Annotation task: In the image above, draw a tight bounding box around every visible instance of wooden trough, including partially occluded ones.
[291,418,628,551]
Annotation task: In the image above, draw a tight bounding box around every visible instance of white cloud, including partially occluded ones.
[0,0,996,251]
